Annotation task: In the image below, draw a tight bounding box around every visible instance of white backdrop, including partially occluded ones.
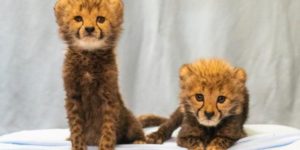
[0,0,299,135]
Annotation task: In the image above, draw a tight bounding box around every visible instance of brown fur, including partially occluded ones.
[145,59,249,150]
[137,115,168,128]
[145,107,183,144]
[54,0,145,150]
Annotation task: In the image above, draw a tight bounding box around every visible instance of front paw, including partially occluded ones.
[133,140,146,144]
[71,139,87,150]
[99,144,114,150]
[188,146,205,150]
[206,145,226,150]
[99,141,114,150]
[146,131,166,144]
[206,137,235,150]
[177,137,204,150]
[72,145,87,150]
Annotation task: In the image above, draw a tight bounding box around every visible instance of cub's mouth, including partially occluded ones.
[73,26,106,50]
[77,33,103,40]
[79,32,104,40]
[196,111,221,127]
[80,36,99,42]
[75,36,106,50]
[198,119,220,127]
[76,26,104,40]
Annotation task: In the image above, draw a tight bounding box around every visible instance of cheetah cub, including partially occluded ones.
[145,59,249,150]
[54,0,145,149]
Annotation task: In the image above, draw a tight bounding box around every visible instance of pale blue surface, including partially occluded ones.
[1,125,300,150]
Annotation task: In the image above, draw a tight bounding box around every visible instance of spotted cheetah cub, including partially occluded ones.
[145,59,249,150]
[54,0,145,150]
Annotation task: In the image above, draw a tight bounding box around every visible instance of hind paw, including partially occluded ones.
[146,132,166,144]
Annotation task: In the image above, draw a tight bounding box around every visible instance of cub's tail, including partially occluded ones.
[138,114,168,128]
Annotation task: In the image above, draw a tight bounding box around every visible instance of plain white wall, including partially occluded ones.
[0,0,299,135]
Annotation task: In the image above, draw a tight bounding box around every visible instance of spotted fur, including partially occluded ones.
[145,59,249,150]
[54,0,145,150]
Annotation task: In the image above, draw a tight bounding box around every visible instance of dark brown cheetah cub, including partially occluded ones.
[54,0,145,149]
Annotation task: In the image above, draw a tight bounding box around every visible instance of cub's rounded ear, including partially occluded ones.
[107,0,124,6]
[105,0,124,24]
[107,0,123,5]
[54,0,69,25]
[234,67,247,83]
[179,64,193,81]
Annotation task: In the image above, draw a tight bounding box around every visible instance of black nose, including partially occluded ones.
[204,111,214,120]
[85,26,95,33]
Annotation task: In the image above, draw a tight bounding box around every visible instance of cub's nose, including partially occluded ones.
[204,111,215,120]
[85,26,95,33]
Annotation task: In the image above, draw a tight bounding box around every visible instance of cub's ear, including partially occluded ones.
[234,67,247,83]
[107,0,124,6]
[54,0,69,25]
[179,64,193,81]
[105,0,124,24]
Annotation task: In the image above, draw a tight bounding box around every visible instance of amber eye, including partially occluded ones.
[217,96,226,103]
[74,16,83,22]
[97,16,106,23]
[195,94,204,102]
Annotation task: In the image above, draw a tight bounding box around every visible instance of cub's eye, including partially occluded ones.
[195,94,204,102]
[217,96,226,103]
[74,16,83,22]
[97,16,106,23]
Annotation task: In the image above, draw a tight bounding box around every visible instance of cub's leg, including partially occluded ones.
[177,116,205,150]
[63,55,86,150]
[146,108,183,144]
[125,111,146,144]
[206,116,245,150]
[66,99,87,150]
[99,103,118,150]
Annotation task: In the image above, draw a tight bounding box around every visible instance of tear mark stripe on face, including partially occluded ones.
[216,104,223,119]
[76,26,82,39]
[196,103,204,117]
[98,27,104,39]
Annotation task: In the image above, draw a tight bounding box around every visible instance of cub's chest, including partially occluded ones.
[82,72,94,83]
[80,70,108,85]
[80,71,105,85]
[79,71,104,93]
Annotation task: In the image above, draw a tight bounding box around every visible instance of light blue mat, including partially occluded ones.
[1,125,300,150]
